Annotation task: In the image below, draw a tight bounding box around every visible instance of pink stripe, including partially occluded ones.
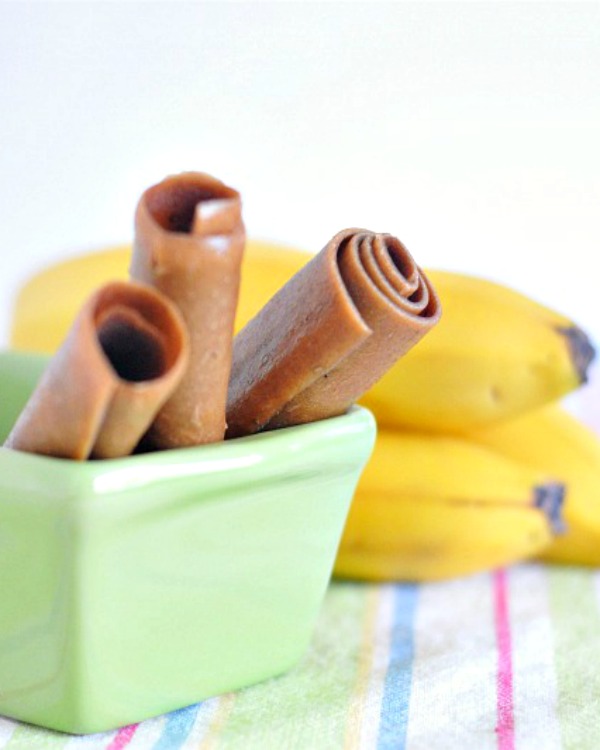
[494,569,515,750]
[106,723,139,750]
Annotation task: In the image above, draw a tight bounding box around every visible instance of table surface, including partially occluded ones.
[1,568,599,750]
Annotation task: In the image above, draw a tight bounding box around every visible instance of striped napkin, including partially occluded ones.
[2,383,599,750]
[2,565,600,750]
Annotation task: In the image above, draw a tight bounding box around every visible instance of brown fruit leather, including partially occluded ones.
[226,228,441,437]
[5,281,189,459]
[130,172,245,448]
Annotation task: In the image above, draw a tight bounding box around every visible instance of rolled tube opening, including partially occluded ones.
[98,315,166,382]
[92,282,188,383]
[145,178,238,234]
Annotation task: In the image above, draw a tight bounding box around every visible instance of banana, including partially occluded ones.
[360,270,595,433]
[333,429,565,582]
[11,244,593,435]
[10,241,310,354]
[10,246,132,355]
[470,404,600,566]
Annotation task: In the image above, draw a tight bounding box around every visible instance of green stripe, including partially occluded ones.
[3,723,70,750]
[214,582,370,750]
[548,567,600,750]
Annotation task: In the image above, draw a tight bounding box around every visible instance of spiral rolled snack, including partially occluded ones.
[130,172,245,448]
[5,281,189,459]
[226,228,441,437]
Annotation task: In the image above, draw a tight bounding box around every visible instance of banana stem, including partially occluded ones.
[557,325,596,384]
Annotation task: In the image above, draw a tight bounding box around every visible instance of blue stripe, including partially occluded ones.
[377,583,419,750]
[151,702,200,750]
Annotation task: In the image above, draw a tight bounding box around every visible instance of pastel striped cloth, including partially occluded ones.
[3,380,599,750]
[1,565,600,750]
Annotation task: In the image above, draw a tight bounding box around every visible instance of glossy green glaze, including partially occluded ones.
[0,351,376,734]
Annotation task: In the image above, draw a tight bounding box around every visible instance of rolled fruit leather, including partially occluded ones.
[4,281,189,460]
[226,228,441,438]
[130,172,245,448]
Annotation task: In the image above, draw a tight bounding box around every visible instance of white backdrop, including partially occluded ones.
[0,2,598,402]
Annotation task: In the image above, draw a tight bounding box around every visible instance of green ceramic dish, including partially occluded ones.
[0,350,375,735]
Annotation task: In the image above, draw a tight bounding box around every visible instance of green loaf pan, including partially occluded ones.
[0,350,376,735]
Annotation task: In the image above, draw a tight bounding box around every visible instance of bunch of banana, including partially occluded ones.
[10,241,599,580]
[333,270,597,580]
[333,428,566,581]
[333,403,600,581]
[333,280,598,581]
[469,404,600,567]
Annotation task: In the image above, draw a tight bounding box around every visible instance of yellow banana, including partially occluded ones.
[11,244,594,434]
[11,246,131,354]
[9,241,310,353]
[470,404,600,566]
[333,429,564,582]
[360,271,594,433]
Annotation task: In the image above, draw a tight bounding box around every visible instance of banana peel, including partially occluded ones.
[333,428,564,582]
[470,404,600,566]
[362,270,594,433]
[9,241,309,354]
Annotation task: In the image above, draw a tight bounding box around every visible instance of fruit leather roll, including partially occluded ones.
[226,228,441,437]
[130,172,245,448]
[5,281,188,459]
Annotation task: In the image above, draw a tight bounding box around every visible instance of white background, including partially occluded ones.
[0,1,598,408]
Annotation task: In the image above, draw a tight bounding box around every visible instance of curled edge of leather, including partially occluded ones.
[4,280,189,460]
[130,171,245,448]
[226,228,441,437]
